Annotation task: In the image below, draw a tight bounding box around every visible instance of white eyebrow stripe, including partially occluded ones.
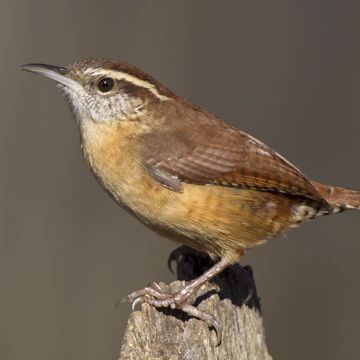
[85,68,170,101]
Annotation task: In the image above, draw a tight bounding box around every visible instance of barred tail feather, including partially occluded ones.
[312,181,360,210]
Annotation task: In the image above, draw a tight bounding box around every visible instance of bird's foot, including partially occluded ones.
[127,281,222,346]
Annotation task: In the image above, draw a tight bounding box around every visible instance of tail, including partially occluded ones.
[312,181,360,211]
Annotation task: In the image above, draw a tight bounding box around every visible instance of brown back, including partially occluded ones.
[140,98,323,201]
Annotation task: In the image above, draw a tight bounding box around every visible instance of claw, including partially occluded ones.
[167,246,192,274]
[131,297,143,311]
[114,296,127,308]
[212,319,223,347]
[212,283,221,293]
[167,250,182,274]
[180,302,223,346]
[167,256,175,274]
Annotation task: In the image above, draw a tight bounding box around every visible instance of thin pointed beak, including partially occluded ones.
[20,63,80,90]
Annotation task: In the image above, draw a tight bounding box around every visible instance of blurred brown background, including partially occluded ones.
[2,1,360,359]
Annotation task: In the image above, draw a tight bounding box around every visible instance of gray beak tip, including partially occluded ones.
[19,64,35,72]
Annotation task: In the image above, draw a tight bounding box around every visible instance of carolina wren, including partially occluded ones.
[21,59,360,344]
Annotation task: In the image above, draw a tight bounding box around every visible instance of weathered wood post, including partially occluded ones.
[119,246,272,359]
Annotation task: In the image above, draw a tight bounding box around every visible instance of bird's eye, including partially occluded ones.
[97,77,115,93]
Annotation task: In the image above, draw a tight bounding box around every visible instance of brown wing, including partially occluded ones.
[140,104,322,200]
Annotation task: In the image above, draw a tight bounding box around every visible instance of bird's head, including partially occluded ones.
[21,58,173,124]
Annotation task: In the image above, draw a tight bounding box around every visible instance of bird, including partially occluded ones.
[21,58,360,344]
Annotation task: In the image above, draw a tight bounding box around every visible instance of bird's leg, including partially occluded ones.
[127,256,233,345]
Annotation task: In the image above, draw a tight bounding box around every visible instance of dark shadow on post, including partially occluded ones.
[170,245,261,310]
